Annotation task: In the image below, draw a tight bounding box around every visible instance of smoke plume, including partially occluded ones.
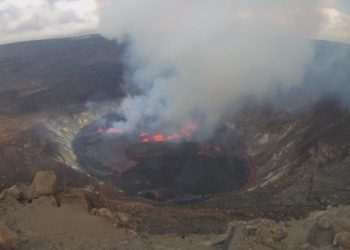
[98,0,327,135]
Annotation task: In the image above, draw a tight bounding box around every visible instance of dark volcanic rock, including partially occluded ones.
[120,142,247,198]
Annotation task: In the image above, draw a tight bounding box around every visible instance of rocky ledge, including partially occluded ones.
[1,170,350,249]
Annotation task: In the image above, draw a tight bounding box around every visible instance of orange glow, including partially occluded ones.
[181,122,198,137]
[142,138,150,143]
[213,146,222,152]
[97,122,199,143]
[139,122,198,143]
[152,134,166,142]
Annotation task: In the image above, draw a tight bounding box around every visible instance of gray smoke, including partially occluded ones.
[98,0,327,135]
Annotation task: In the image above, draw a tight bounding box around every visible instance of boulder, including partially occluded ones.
[224,219,287,250]
[89,208,98,216]
[27,171,59,200]
[334,231,350,249]
[115,212,130,226]
[307,222,334,247]
[0,222,18,249]
[113,211,138,230]
[224,223,252,250]
[5,185,22,200]
[83,185,101,212]
[0,185,22,201]
[97,208,115,220]
[255,219,288,246]
[2,195,20,207]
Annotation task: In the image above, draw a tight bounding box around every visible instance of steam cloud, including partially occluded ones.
[98,0,327,135]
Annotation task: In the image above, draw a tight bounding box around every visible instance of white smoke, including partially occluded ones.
[98,0,327,135]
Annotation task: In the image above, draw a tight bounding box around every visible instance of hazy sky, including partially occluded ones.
[0,0,98,44]
[0,0,349,44]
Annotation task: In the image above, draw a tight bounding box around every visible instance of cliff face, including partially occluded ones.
[220,98,350,214]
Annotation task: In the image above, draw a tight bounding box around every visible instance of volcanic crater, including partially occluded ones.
[1,36,350,243]
[73,114,253,202]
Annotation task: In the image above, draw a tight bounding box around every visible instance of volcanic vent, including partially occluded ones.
[73,114,253,202]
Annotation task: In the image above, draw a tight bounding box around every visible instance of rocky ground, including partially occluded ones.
[0,171,221,250]
[1,170,350,249]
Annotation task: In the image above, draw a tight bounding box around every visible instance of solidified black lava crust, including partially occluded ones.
[73,115,249,202]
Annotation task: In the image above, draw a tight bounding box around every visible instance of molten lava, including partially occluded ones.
[96,122,200,143]
[138,122,198,143]
[181,123,198,137]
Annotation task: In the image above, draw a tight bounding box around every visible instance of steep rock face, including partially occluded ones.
[0,35,125,188]
[210,97,350,218]
[0,118,92,188]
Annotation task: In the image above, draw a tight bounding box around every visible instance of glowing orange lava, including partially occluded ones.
[181,123,198,137]
[96,122,199,143]
[139,122,198,143]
